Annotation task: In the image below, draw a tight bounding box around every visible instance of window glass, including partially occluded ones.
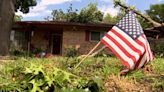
[91,32,100,41]
[88,31,105,42]
[100,32,105,38]
[90,31,106,41]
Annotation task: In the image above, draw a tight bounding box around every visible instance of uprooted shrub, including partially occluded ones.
[0,63,100,92]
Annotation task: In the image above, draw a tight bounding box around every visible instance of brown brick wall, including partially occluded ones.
[30,28,109,55]
[31,30,49,51]
[62,27,111,56]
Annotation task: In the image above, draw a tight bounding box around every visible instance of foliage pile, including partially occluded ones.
[0,57,164,92]
[0,58,98,92]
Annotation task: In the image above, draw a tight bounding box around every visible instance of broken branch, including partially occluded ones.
[114,1,163,28]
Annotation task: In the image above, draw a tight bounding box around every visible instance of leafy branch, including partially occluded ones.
[113,0,164,28]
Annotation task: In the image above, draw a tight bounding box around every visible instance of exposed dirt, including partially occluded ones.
[0,56,16,60]
[0,56,16,63]
[104,74,152,92]
[75,62,164,92]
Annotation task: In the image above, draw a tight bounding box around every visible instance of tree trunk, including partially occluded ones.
[0,0,15,55]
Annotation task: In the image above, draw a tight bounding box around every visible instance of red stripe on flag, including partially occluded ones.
[134,51,145,69]
[136,37,146,51]
[142,35,154,61]
[111,29,143,55]
[142,35,151,62]
[105,33,137,63]
[140,36,150,63]
[135,35,149,69]
[101,39,131,69]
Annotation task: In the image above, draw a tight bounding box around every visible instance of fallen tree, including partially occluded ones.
[113,0,164,32]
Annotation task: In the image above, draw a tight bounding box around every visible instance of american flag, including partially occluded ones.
[101,11,154,74]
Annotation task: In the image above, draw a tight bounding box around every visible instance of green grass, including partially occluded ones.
[152,58,164,73]
[0,56,164,91]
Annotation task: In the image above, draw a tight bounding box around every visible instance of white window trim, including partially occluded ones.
[10,30,15,41]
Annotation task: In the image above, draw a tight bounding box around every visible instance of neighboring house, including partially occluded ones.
[12,21,160,56]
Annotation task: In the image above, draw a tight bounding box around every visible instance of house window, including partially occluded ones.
[90,31,105,41]
[10,30,28,49]
[85,30,106,42]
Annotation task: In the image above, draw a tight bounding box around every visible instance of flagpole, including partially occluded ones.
[90,45,107,57]
[74,41,101,69]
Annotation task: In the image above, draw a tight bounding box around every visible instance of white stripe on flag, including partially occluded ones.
[108,32,140,61]
[137,52,147,69]
[103,36,135,69]
[143,35,153,61]
[113,26,145,54]
[138,36,150,62]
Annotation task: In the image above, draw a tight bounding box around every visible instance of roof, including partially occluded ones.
[12,21,160,38]
[13,21,114,31]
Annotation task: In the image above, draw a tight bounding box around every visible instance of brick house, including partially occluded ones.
[12,21,114,56]
[12,21,160,56]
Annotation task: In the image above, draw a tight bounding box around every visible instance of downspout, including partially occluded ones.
[27,31,32,56]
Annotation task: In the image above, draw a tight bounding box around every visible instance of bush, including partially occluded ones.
[10,48,27,56]
[155,44,164,58]
[31,48,43,54]
[65,46,78,57]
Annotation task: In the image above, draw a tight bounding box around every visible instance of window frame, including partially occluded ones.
[89,31,105,42]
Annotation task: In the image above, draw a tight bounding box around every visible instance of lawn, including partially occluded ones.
[0,56,164,92]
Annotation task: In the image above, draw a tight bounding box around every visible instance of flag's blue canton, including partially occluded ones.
[116,11,144,39]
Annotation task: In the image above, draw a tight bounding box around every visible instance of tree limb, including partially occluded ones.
[115,1,163,28]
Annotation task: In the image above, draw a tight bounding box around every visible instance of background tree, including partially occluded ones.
[146,4,164,23]
[47,3,104,23]
[45,4,78,22]
[78,3,103,23]
[103,13,118,24]
[0,0,37,55]
[15,0,37,13]
[52,9,66,21]
[65,4,79,22]
[14,15,23,21]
